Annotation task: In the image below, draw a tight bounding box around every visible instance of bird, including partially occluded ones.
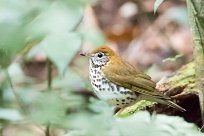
[80,46,186,112]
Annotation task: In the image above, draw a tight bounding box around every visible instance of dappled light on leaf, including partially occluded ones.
[40,33,82,75]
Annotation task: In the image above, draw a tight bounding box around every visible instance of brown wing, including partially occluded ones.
[102,59,170,99]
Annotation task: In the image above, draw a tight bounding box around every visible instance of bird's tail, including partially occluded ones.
[140,95,186,112]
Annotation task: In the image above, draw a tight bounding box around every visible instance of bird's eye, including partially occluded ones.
[97,53,103,58]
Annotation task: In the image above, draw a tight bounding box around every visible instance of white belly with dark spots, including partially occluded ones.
[89,66,137,108]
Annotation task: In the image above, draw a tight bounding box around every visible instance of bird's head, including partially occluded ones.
[80,46,115,67]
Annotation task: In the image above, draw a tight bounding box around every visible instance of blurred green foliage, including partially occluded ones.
[0,0,202,136]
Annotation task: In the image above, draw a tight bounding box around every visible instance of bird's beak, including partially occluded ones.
[79,52,91,57]
[79,52,86,56]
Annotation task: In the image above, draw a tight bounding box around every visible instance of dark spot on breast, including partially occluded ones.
[102,78,108,84]
[108,84,114,91]
[102,81,106,84]
[122,99,125,102]
[116,85,120,91]
[127,91,134,95]
[97,79,101,82]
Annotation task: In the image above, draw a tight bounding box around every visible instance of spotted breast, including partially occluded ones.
[89,61,138,108]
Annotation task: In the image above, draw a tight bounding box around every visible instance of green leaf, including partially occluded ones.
[0,108,23,121]
[28,1,83,39]
[29,91,67,125]
[79,27,106,47]
[25,43,46,60]
[66,112,114,136]
[116,111,202,136]
[0,9,27,68]
[29,91,85,127]
[63,0,92,6]
[154,0,165,13]
[40,33,82,75]
[52,68,85,90]
[62,131,85,136]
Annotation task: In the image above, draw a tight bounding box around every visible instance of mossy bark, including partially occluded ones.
[187,0,204,127]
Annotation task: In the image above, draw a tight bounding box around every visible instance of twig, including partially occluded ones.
[45,123,51,136]
[0,87,4,107]
[45,59,53,136]
[6,70,27,114]
[0,125,3,136]
[47,59,52,90]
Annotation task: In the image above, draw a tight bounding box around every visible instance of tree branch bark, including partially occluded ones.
[186,0,204,129]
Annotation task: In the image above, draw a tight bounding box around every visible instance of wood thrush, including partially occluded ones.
[80,46,185,112]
